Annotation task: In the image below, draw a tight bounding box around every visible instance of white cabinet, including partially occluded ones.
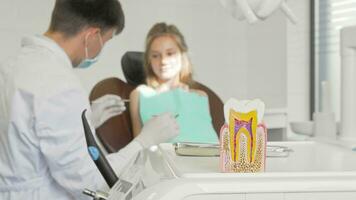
[246,193,284,200]
[183,194,245,200]
[265,108,288,141]
[285,192,356,200]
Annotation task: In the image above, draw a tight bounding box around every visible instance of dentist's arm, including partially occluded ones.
[106,112,179,174]
[36,89,109,199]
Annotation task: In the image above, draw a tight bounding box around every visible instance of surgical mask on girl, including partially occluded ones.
[77,33,104,69]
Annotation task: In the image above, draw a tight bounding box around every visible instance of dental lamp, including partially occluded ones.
[220,0,297,24]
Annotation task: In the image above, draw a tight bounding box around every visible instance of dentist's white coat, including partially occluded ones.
[0,35,142,199]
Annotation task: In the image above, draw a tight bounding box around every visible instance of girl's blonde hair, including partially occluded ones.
[144,22,194,88]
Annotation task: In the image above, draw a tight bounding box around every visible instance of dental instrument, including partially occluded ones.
[82,110,135,200]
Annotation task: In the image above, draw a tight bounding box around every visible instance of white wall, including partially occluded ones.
[0,0,54,61]
[77,0,250,102]
[246,12,287,108]
[0,0,311,137]
[286,0,311,137]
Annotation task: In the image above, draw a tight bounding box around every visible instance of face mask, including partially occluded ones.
[77,33,104,69]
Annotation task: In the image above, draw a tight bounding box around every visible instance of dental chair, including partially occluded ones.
[90,51,224,153]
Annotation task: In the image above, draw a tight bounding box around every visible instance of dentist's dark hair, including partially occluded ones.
[48,0,125,37]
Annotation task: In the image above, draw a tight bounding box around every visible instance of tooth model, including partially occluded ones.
[220,98,267,173]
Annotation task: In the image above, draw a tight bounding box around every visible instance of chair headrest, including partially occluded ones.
[121,51,146,86]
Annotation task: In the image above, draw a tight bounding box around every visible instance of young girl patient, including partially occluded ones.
[129,22,218,143]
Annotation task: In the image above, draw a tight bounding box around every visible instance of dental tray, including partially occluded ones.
[174,142,220,157]
[173,142,292,157]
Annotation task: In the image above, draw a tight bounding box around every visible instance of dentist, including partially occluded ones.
[0,0,179,200]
